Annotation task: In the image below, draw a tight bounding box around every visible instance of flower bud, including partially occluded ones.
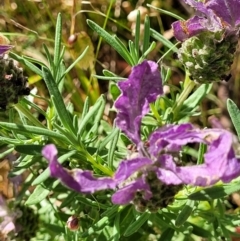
[67,215,79,231]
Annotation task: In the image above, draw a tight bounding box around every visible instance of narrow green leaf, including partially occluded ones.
[147,4,185,20]
[158,228,175,241]
[183,83,212,111]
[188,182,240,201]
[134,10,140,60]
[76,196,108,209]
[139,41,156,63]
[54,13,62,67]
[99,128,119,152]
[175,200,195,227]
[42,66,75,134]
[107,128,120,169]
[0,136,22,145]
[63,46,89,77]
[32,150,77,185]
[77,95,105,137]
[128,40,138,65]
[80,217,110,238]
[92,75,125,81]
[227,98,240,139]
[142,15,150,54]
[20,98,46,117]
[0,122,68,142]
[43,43,54,71]
[113,213,121,241]
[87,20,134,65]
[25,184,50,205]
[9,52,43,78]
[81,96,90,120]
[15,145,43,155]
[123,212,151,237]
[150,28,177,52]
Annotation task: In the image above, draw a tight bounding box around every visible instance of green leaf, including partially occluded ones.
[107,128,120,169]
[25,184,50,205]
[158,228,175,241]
[54,13,62,68]
[183,83,212,111]
[77,95,106,137]
[142,15,150,54]
[150,28,178,52]
[147,4,185,20]
[62,46,89,78]
[42,66,75,134]
[15,145,43,155]
[87,20,134,66]
[134,10,140,60]
[227,98,240,139]
[80,217,110,238]
[0,122,68,142]
[9,52,44,78]
[175,200,195,227]
[112,213,121,241]
[123,212,151,237]
[188,182,240,201]
[32,149,77,185]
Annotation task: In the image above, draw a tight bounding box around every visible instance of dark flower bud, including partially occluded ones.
[0,56,30,110]
[67,215,79,231]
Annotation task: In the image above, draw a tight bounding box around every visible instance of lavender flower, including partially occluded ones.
[42,60,240,211]
[0,195,21,239]
[0,45,13,56]
[172,0,240,83]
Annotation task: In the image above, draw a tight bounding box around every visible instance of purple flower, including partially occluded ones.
[115,60,163,144]
[0,195,22,238]
[42,60,240,211]
[172,0,240,41]
[172,0,240,82]
[0,45,13,55]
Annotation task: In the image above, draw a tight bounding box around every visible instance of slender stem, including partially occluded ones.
[85,151,113,176]
[172,76,196,120]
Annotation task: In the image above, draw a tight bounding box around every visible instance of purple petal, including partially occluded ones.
[149,123,209,156]
[115,60,163,145]
[73,170,116,193]
[172,0,240,41]
[155,130,240,186]
[42,144,82,192]
[111,176,152,205]
[114,157,152,182]
[42,144,116,193]
[0,45,13,55]
[205,0,240,27]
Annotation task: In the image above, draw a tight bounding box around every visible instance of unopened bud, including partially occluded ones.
[67,215,79,231]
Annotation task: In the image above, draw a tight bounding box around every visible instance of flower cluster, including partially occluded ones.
[172,0,240,83]
[42,60,240,212]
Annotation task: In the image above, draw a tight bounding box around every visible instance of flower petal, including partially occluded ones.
[205,0,240,27]
[73,170,116,193]
[42,144,117,193]
[111,176,152,205]
[155,129,240,186]
[115,60,163,145]
[149,123,209,156]
[42,144,82,192]
[114,157,152,182]
[172,0,239,41]
[0,45,13,55]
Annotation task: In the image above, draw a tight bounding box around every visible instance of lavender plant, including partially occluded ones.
[2,1,240,240]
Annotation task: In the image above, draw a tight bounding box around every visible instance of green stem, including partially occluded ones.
[172,76,196,120]
[85,151,113,176]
